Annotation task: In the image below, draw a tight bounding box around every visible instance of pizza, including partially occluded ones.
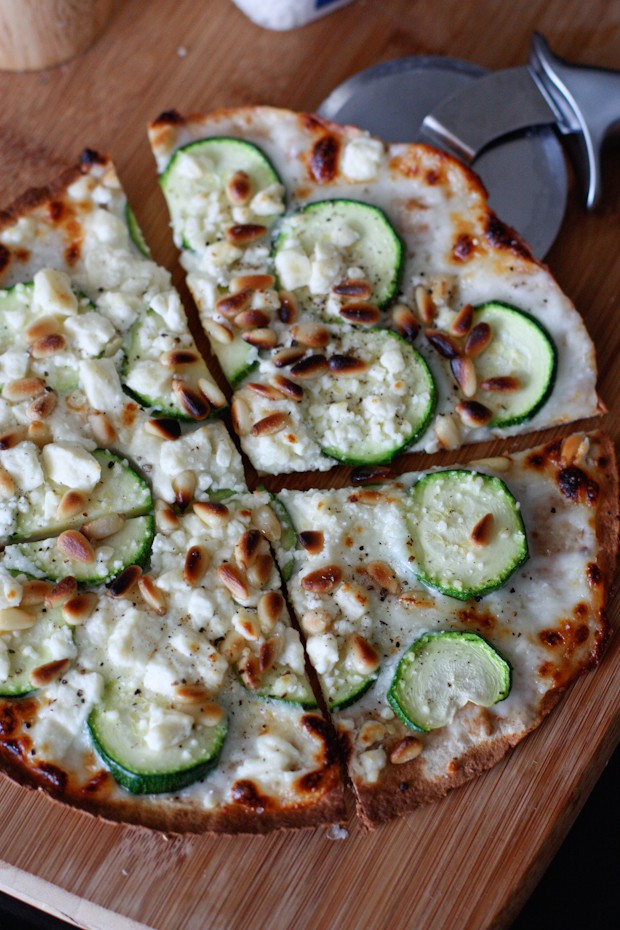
[0,118,616,835]
[148,106,601,475]
[0,154,343,832]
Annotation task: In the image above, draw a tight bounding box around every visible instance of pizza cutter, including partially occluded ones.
[318,34,620,257]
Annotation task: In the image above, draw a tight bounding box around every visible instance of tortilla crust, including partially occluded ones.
[353,432,619,827]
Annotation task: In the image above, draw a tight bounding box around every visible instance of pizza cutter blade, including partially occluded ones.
[318,34,620,257]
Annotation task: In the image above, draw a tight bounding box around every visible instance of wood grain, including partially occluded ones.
[0,1,618,928]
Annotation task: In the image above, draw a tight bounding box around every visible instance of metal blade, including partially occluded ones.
[421,66,557,162]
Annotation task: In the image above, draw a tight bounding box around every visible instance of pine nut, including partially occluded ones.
[3,377,46,403]
[290,322,330,348]
[45,576,78,608]
[230,274,275,293]
[193,500,230,527]
[471,512,494,546]
[162,349,200,368]
[346,634,380,674]
[277,291,298,324]
[425,328,459,359]
[434,414,460,450]
[24,316,61,344]
[235,529,264,570]
[175,684,212,704]
[108,564,142,598]
[0,607,36,632]
[172,470,196,509]
[241,327,278,349]
[226,170,253,205]
[217,562,249,600]
[301,565,342,594]
[27,420,52,447]
[246,552,274,589]
[220,629,245,664]
[30,333,66,358]
[183,545,210,586]
[216,288,253,318]
[198,378,227,408]
[298,530,324,555]
[138,575,168,615]
[62,592,98,625]
[465,322,492,357]
[56,490,88,521]
[231,396,252,435]
[301,609,332,635]
[366,560,400,594]
[235,309,271,330]
[172,379,210,419]
[20,580,52,606]
[339,303,381,326]
[88,411,117,446]
[252,504,281,542]
[273,346,305,368]
[389,736,423,765]
[144,417,182,441]
[27,391,56,420]
[0,465,16,498]
[450,303,474,336]
[456,400,493,427]
[270,375,303,401]
[155,499,180,533]
[57,530,95,564]
[415,285,436,323]
[393,304,420,341]
[225,223,267,246]
[251,412,290,436]
[30,658,71,688]
[204,319,234,344]
[257,591,285,631]
[451,356,477,397]
[332,279,372,299]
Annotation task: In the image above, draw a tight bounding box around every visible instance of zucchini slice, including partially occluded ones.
[407,469,527,600]
[0,610,74,698]
[210,333,258,388]
[313,329,436,466]
[470,302,557,427]
[274,199,403,309]
[0,281,95,392]
[160,137,284,252]
[270,494,297,582]
[125,204,152,258]
[14,449,152,543]
[328,672,376,712]
[388,632,511,732]
[244,669,318,709]
[123,309,216,420]
[88,685,227,794]
[4,515,155,584]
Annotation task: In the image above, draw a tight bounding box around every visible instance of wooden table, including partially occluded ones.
[0,1,618,927]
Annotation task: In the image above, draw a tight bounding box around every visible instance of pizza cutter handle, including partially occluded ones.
[530,33,620,209]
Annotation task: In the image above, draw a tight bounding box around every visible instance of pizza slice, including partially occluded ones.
[148,106,601,475]
[0,492,342,832]
[275,431,618,825]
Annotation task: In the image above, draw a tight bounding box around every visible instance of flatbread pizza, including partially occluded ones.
[149,106,601,475]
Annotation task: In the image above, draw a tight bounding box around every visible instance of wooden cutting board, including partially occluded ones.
[0,1,618,928]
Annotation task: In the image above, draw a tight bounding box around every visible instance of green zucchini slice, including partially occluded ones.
[470,302,557,427]
[14,449,152,543]
[407,469,527,599]
[160,137,284,252]
[123,309,215,420]
[210,333,258,388]
[243,669,318,709]
[125,204,152,258]
[88,685,227,794]
[274,199,403,309]
[314,330,436,466]
[4,515,155,584]
[388,632,511,732]
[0,610,74,698]
[328,672,376,712]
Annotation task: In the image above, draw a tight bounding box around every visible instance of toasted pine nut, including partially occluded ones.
[252,504,281,542]
[480,376,522,393]
[298,530,324,555]
[235,309,271,330]
[0,465,16,498]
[246,552,274,589]
[560,434,583,467]
[456,400,493,428]
[155,499,181,533]
[0,606,36,632]
[415,285,436,323]
[451,356,477,397]
[235,529,264,570]
[434,414,460,450]
[225,223,267,246]
[366,560,400,594]
[216,288,253,319]
[162,349,200,368]
[57,530,95,564]
[173,470,196,509]
[241,327,278,349]
[138,575,168,615]
[108,564,142,598]
[301,565,342,594]
[230,274,276,294]
[62,592,98,625]
[220,629,245,664]
[470,456,511,472]
[327,355,369,377]
[82,513,125,540]
[270,375,303,401]
[3,377,46,403]
[56,490,88,522]
[425,328,459,359]
[233,608,261,641]
[198,378,226,408]
[272,345,305,368]
[257,591,285,631]
[231,396,252,435]
[389,736,423,765]
[45,576,78,608]
[251,412,290,437]
[465,322,492,357]
[0,427,27,450]
[30,333,66,358]
[246,382,282,401]
[291,322,330,349]
[27,420,52,448]
[204,319,234,345]
[471,512,494,546]
[226,170,253,205]
[30,658,71,688]
[450,303,474,336]
[339,303,381,326]
[175,684,212,704]
[183,545,210,586]
[332,279,372,300]
[193,500,230,527]
[24,316,61,344]
[392,304,420,341]
[199,702,225,727]
[289,354,328,379]
[217,562,249,600]
[277,291,298,324]
[346,634,380,674]
[144,417,182,441]
[27,391,56,420]
[20,580,52,607]
[172,379,210,420]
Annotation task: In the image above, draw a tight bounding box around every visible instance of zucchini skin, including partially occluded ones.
[87,713,227,795]
[473,301,558,428]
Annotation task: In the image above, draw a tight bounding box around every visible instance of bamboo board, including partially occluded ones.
[0,1,618,928]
